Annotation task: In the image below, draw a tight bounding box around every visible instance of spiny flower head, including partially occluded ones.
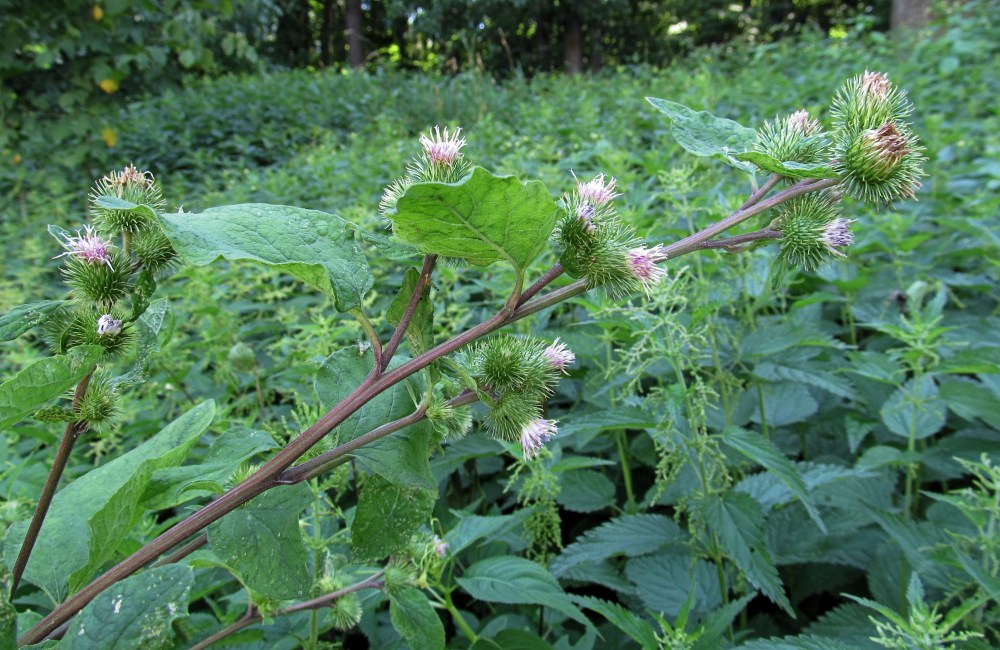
[96,314,123,337]
[90,164,165,233]
[831,69,912,132]
[420,126,466,166]
[521,418,558,460]
[834,120,923,203]
[98,163,155,197]
[755,110,826,166]
[627,244,668,295]
[575,172,620,206]
[770,193,849,286]
[543,338,575,374]
[56,226,115,269]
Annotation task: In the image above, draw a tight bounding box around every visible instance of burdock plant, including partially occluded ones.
[1,71,924,648]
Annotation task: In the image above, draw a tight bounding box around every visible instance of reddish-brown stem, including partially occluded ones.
[739,173,782,211]
[153,534,208,567]
[381,255,437,371]
[189,571,384,650]
[278,389,480,485]
[698,228,782,250]
[518,263,564,306]
[10,370,94,597]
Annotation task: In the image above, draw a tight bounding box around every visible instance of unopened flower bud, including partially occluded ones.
[626,245,667,295]
[55,226,115,269]
[96,314,122,337]
[786,110,820,136]
[543,338,575,374]
[420,126,465,166]
[521,418,558,460]
[859,70,892,102]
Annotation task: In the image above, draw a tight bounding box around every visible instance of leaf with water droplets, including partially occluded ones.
[208,483,313,600]
[160,204,374,312]
[352,474,435,562]
[61,565,192,649]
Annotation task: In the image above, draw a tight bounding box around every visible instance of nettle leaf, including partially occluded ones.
[749,381,818,427]
[389,585,445,650]
[113,298,173,388]
[457,556,589,627]
[160,204,373,312]
[0,345,103,430]
[352,473,436,562]
[61,565,192,649]
[736,634,857,650]
[550,514,683,577]
[880,375,947,440]
[444,509,532,556]
[646,97,758,174]
[472,630,555,650]
[734,151,838,179]
[624,552,721,619]
[695,491,793,616]
[938,377,1000,429]
[556,469,616,513]
[753,362,856,400]
[0,301,68,342]
[387,267,434,356]
[0,594,15,649]
[143,427,278,509]
[722,427,825,532]
[207,482,312,600]
[575,595,659,648]
[392,166,560,271]
[315,347,433,489]
[3,401,214,603]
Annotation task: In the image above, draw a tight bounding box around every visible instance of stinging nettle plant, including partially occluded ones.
[0,71,924,647]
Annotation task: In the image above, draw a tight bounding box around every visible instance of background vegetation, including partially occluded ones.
[1,0,998,648]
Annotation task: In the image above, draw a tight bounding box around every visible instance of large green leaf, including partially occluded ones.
[457,556,589,626]
[315,347,433,489]
[0,301,68,342]
[0,345,103,430]
[159,204,373,312]
[351,474,435,562]
[142,427,278,509]
[392,167,560,271]
[61,565,192,649]
[695,491,793,616]
[207,482,312,600]
[555,469,616,513]
[646,98,758,174]
[575,596,659,648]
[3,401,214,603]
[389,585,445,650]
[444,510,533,556]
[722,427,825,532]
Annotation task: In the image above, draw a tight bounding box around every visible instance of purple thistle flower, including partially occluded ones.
[822,218,855,256]
[626,245,667,295]
[543,338,575,373]
[575,172,620,206]
[576,203,596,232]
[521,418,558,460]
[96,315,123,337]
[55,226,115,269]
[420,126,466,166]
[433,536,450,558]
[860,70,892,101]
[786,110,820,136]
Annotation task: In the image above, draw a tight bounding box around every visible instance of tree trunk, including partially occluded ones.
[564,10,583,75]
[319,0,336,68]
[346,0,364,69]
[891,0,932,31]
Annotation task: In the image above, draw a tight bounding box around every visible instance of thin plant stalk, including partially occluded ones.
[19,174,834,645]
[9,369,95,596]
[189,571,385,650]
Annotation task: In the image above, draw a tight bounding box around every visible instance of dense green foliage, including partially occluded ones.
[1,2,998,648]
